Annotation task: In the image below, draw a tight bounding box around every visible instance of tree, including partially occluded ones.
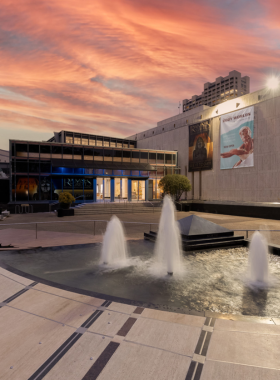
[158,174,192,201]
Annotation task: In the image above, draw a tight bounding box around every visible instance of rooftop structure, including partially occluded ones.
[183,70,250,112]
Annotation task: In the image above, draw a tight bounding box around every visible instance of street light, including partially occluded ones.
[266,76,280,90]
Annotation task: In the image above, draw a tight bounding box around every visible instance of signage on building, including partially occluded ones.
[188,119,213,172]
[220,106,254,169]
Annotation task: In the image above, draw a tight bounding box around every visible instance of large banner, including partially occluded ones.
[220,106,254,169]
[189,119,213,172]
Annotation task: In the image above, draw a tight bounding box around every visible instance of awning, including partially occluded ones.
[51,159,157,171]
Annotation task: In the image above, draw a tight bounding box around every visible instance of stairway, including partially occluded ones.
[73,201,162,215]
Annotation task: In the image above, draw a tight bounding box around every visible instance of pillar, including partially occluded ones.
[145,179,149,201]
[110,178,115,202]
[93,178,97,202]
[128,179,132,201]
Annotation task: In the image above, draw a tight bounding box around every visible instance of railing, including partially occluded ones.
[15,204,34,214]
[0,220,159,239]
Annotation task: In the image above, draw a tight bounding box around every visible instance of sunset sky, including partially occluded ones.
[0,0,280,149]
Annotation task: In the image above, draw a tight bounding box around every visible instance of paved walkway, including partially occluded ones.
[1,266,280,380]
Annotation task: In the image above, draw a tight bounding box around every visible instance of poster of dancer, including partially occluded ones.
[220,106,254,169]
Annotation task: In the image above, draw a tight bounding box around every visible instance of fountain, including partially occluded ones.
[100,215,128,265]
[248,231,269,286]
[154,195,182,275]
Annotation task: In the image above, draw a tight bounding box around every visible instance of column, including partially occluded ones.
[128,179,132,201]
[145,179,149,201]
[93,178,97,202]
[110,178,115,202]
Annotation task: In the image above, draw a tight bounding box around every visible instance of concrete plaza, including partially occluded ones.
[1,210,280,379]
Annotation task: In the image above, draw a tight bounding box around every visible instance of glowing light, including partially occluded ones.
[266,76,280,90]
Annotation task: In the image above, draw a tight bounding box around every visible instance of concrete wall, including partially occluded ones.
[129,87,280,202]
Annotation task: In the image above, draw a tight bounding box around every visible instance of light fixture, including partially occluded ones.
[266,76,280,90]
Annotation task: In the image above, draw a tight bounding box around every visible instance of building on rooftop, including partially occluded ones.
[182,70,250,112]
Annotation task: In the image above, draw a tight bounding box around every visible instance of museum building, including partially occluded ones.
[9,131,178,203]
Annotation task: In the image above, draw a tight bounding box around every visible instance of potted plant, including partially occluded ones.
[58,192,75,209]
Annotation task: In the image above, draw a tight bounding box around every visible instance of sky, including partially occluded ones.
[0,0,280,150]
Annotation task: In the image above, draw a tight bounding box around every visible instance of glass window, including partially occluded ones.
[149,152,156,164]
[29,176,40,201]
[139,181,145,200]
[113,170,122,176]
[95,169,103,175]
[140,152,148,163]
[15,177,29,200]
[73,147,82,160]
[115,178,121,199]
[94,148,103,161]
[84,147,93,160]
[123,170,130,176]
[16,143,28,158]
[123,142,128,148]
[29,144,40,158]
[40,145,51,159]
[132,170,139,176]
[103,149,113,161]
[117,140,123,148]
[52,145,62,158]
[166,167,173,175]
[157,153,164,164]
[172,154,177,165]
[96,177,103,199]
[16,160,28,173]
[63,146,73,160]
[123,150,131,162]
[74,134,81,145]
[29,161,39,173]
[131,180,138,200]
[85,168,94,174]
[40,162,51,173]
[82,135,88,145]
[132,151,139,163]
[140,171,148,176]
[113,149,122,162]
[96,137,103,146]
[110,139,116,147]
[165,154,172,165]
[157,167,164,177]
[104,138,110,147]
[104,169,112,175]
[66,134,73,144]
[89,136,96,146]
[129,142,136,149]
[84,178,93,201]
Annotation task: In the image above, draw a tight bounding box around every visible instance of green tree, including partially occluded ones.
[158,174,192,201]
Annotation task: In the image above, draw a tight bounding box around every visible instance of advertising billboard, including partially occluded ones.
[220,106,254,169]
[188,119,213,172]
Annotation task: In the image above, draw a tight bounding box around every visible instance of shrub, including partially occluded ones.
[158,174,192,201]
[58,191,75,204]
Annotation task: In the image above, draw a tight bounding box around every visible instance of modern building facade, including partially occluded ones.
[0,149,9,177]
[182,70,250,112]
[9,132,178,203]
[131,85,280,203]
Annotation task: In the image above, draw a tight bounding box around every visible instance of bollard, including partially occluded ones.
[36,223,37,239]
[94,221,96,236]
[246,230,248,239]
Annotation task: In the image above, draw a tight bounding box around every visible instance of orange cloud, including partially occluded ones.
[0,0,279,149]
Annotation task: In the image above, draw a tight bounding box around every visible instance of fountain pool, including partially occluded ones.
[1,240,280,317]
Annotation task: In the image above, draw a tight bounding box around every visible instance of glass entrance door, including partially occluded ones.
[131,180,145,201]
[115,178,128,199]
[96,177,103,200]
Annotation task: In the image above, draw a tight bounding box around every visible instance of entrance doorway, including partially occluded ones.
[131,180,146,201]
[115,178,128,199]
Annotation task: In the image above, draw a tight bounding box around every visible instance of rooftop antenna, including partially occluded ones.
[178,101,181,114]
